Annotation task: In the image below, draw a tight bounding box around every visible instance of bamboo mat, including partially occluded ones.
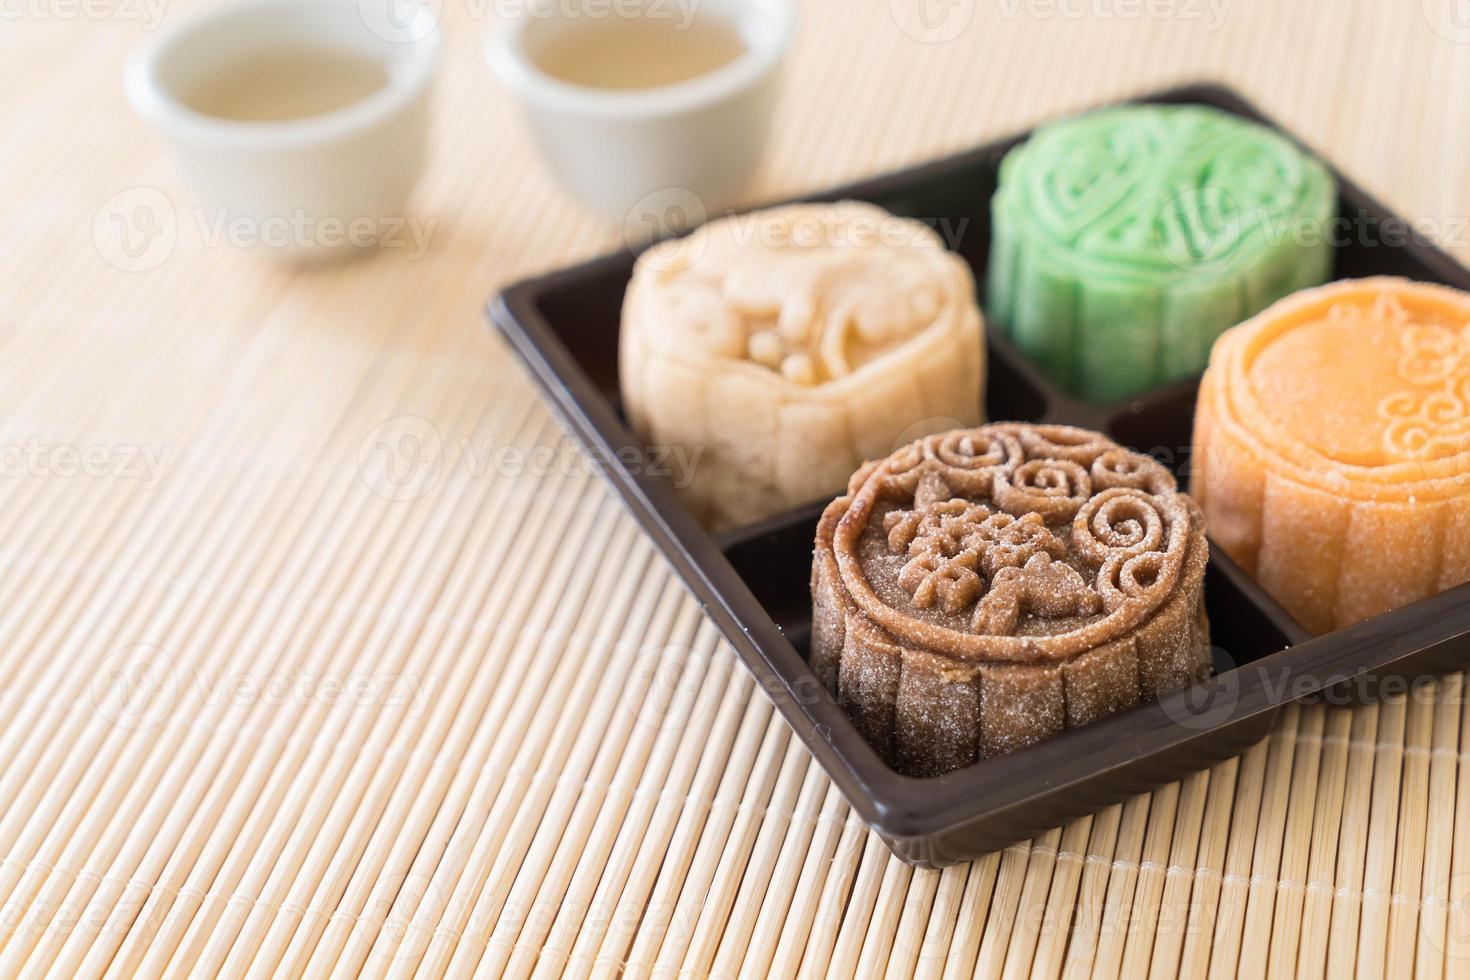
[3,0,1470,976]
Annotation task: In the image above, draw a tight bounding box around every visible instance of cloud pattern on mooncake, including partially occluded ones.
[811,424,1211,777]
[1192,277,1470,634]
[620,201,985,531]
[987,104,1336,401]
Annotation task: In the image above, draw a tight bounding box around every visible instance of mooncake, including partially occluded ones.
[620,201,985,530]
[987,104,1336,401]
[1192,277,1470,634]
[811,423,1210,776]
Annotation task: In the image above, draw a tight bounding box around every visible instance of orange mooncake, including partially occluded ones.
[811,424,1211,776]
[1192,277,1470,634]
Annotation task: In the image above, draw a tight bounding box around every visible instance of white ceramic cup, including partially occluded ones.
[126,0,440,262]
[486,0,793,226]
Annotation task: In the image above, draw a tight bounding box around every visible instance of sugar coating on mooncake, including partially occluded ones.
[1192,277,1470,634]
[621,201,985,531]
[987,104,1336,402]
[811,423,1211,776]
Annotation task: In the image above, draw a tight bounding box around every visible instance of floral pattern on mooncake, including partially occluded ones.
[811,424,1211,776]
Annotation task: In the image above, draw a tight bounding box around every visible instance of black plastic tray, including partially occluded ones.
[488,83,1470,867]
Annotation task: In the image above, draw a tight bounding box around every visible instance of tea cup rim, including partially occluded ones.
[126,0,441,149]
[485,0,793,120]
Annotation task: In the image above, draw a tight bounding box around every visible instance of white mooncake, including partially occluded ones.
[620,201,986,530]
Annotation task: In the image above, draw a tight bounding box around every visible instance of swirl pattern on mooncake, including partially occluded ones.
[986,104,1336,401]
[810,424,1210,776]
[1192,277,1470,634]
[621,201,985,530]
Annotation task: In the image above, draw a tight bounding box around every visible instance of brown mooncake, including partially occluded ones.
[811,423,1211,777]
[1192,277,1470,634]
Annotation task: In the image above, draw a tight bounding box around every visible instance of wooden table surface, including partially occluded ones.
[3,0,1470,976]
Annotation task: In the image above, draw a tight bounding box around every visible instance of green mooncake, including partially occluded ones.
[986,104,1336,401]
